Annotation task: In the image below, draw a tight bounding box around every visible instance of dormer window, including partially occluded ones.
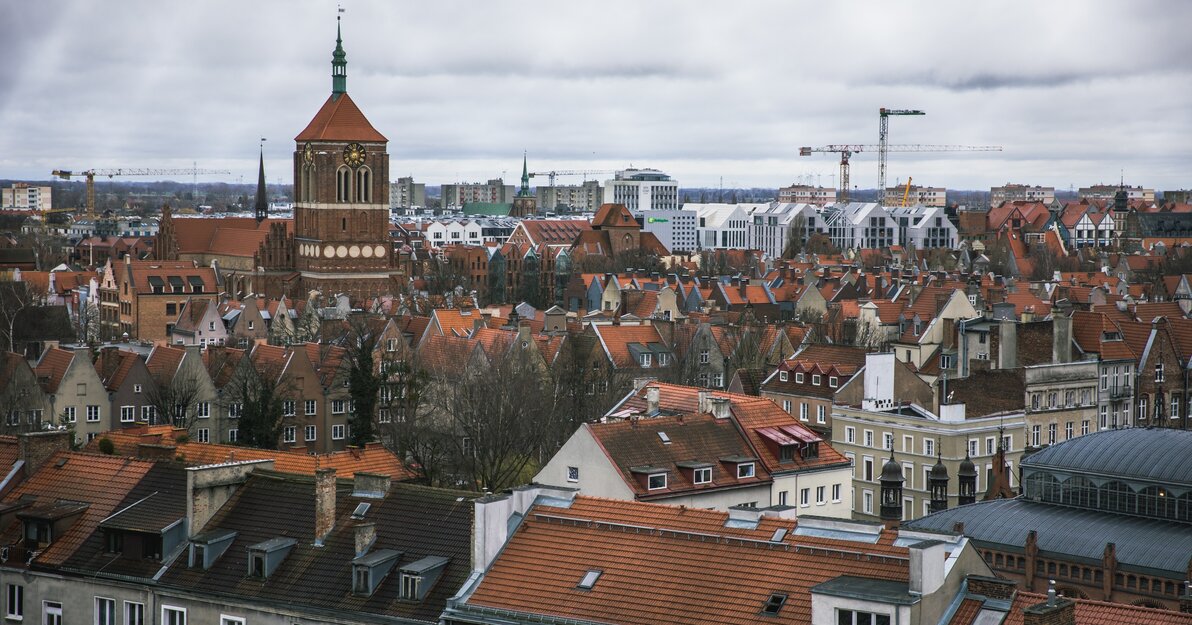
[246,537,296,579]
[812,374,821,386]
[779,371,789,382]
[829,376,838,388]
[795,372,804,383]
[737,463,755,479]
[352,549,401,597]
[398,556,449,602]
[694,467,711,484]
[648,473,667,490]
[640,353,652,367]
[779,445,795,462]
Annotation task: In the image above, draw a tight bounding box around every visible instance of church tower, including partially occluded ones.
[510,153,538,217]
[291,17,396,303]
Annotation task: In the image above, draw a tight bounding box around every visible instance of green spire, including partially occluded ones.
[332,16,347,96]
[518,152,531,197]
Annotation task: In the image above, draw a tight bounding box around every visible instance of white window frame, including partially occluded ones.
[123,601,144,625]
[799,488,810,507]
[816,405,826,424]
[5,583,22,619]
[161,606,186,625]
[795,372,804,383]
[227,428,239,443]
[196,402,210,418]
[816,485,825,505]
[566,466,580,482]
[95,596,116,625]
[332,399,346,414]
[87,405,101,422]
[305,399,317,415]
[693,467,712,484]
[779,370,788,381]
[647,473,667,490]
[305,425,317,442]
[845,426,855,444]
[220,617,246,625]
[831,483,841,502]
[196,428,209,443]
[43,601,62,625]
[737,462,755,479]
[331,424,345,440]
[283,426,296,444]
[120,406,135,423]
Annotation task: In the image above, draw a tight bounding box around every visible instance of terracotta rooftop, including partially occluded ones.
[34,346,77,393]
[294,92,387,142]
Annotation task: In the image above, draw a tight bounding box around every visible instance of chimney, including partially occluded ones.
[709,397,731,419]
[998,319,1018,369]
[632,377,655,392]
[135,442,178,460]
[352,472,391,498]
[908,540,946,595]
[354,522,376,557]
[186,459,272,538]
[314,468,337,546]
[1052,310,1072,364]
[1022,580,1075,625]
[17,430,72,474]
[646,386,660,413]
[697,389,712,414]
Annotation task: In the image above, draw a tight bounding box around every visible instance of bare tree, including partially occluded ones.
[144,372,203,431]
[379,355,456,485]
[75,301,102,346]
[0,280,45,353]
[783,214,808,259]
[224,358,291,450]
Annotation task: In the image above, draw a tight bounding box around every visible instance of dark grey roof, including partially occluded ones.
[811,576,917,605]
[1022,428,1192,487]
[904,498,1192,575]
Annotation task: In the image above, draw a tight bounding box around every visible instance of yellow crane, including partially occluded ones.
[51,166,231,217]
[798,144,1001,203]
[901,177,914,207]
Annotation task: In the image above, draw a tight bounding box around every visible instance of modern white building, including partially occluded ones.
[747,202,824,260]
[2,183,51,210]
[890,203,958,249]
[990,184,1055,207]
[823,202,901,251]
[604,168,679,214]
[640,209,698,253]
[688,203,754,250]
[777,184,837,206]
[423,219,484,248]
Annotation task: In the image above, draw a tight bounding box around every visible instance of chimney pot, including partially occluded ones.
[354,522,376,557]
[314,468,337,545]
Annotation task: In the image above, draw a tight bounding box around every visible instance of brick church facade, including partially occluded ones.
[157,20,405,305]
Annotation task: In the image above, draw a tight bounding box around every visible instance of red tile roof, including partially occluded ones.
[593,324,669,369]
[465,496,911,625]
[35,347,77,393]
[94,349,140,392]
[1002,592,1192,625]
[294,92,387,142]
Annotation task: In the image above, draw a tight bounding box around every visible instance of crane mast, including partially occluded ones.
[878,108,925,201]
[51,166,230,217]
[799,143,1001,203]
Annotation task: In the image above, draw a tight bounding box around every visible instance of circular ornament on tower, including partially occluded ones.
[343,142,366,167]
[324,245,334,258]
[336,245,348,258]
[361,245,374,258]
[349,245,360,258]
[374,245,386,258]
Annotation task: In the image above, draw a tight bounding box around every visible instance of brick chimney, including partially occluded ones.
[646,386,660,413]
[314,468,337,546]
[1022,580,1075,625]
[352,472,391,498]
[354,522,376,557]
[18,430,71,474]
[136,443,178,460]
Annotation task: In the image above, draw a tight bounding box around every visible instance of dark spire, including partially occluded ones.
[518,152,531,197]
[929,443,949,514]
[957,452,977,506]
[879,449,904,526]
[332,16,347,96]
[255,144,267,223]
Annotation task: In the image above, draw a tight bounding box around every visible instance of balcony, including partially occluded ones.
[1108,386,1132,400]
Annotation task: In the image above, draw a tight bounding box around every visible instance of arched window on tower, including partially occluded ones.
[337,166,351,202]
[356,167,372,203]
[302,166,315,202]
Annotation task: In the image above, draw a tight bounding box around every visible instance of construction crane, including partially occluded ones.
[901,177,914,207]
[528,169,615,188]
[878,108,925,200]
[51,167,231,217]
[798,144,1002,203]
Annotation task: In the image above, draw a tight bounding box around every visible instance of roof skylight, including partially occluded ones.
[577,569,602,589]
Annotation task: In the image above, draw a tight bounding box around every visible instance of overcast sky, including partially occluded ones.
[2,0,1189,191]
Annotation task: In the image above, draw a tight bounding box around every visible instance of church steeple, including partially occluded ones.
[332,16,347,96]
[255,144,268,223]
[518,152,531,198]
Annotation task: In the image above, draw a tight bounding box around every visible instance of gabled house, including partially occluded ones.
[219,295,268,348]
[590,323,674,373]
[1,352,50,436]
[93,347,155,431]
[34,346,108,442]
[145,344,221,443]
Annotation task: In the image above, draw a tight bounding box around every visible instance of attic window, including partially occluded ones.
[795,372,804,383]
[762,593,788,615]
[812,374,821,386]
[647,473,667,490]
[657,431,671,445]
[779,371,789,382]
[829,376,838,388]
[577,569,602,590]
[351,502,371,520]
[737,463,756,479]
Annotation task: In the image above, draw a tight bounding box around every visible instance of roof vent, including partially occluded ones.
[577,569,602,590]
[351,502,370,520]
[55,457,68,468]
[657,431,671,444]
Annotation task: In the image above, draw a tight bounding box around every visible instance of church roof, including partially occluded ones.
[294,92,387,143]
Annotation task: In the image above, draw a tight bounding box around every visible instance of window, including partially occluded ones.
[141,405,155,422]
[120,406,135,422]
[812,374,821,386]
[1155,362,1165,383]
[700,350,710,364]
[133,384,142,394]
[799,403,808,421]
[883,433,893,450]
[923,438,935,457]
[161,606,186,625]
[227,429,238,443]
[64,406,76,423]
[196,428,209,443]
[1082,420,1090,435]
[797,488,809,507]
[986,437,996,455]
[282,400,295,416]
[220,617,245,625]
[648,473,667,490]
[96,597,116,625]
[782,400,792,414]
[1031,425,1041,446]
[87,405,101,422]
[863,456,874,481]
[305,425,317,442]
[1048,423,1056,445]
[567,466,580,482]
[968,439,978,457]
[124,602,144,625]
[816,485,826,504]
[845,426,855,444]
[829,376,838,388]
[778,490,788,506]
[694,467,711,484]
[712,373,723,387]
[737,463,755,479]
[305,400,317,415]
[831,483,841,502]
[779,370,787,381]
[228,402,242,418]
[864,430,874,447]
[639,353,651,367]
[196,402,209,418]
[332,424,345,440]
[761,593,788,615]
[6,584,22,619]
[283,426,296,443]
[795,372,804,383]
[42,602,62,625]
[1065,421,1074,440]
[862,490,873,514]
[332,399,346,414]
[837,609,891,625]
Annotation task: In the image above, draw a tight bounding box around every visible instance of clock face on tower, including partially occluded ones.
[343,142,366,168]
[303,142,314,164]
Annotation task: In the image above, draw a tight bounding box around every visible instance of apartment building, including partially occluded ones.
[389,176,426,209]
[1078,184,1155,204]
[990,183,1055,207]
[823,202,901,252]
[689,203,752,249]
[536,179,602,212]
[882,184,947,208]
[441,179,513,209]
[1023,360,1099,448]
[890,203,958,249]
[747,202,823,259]
[603,168,678,214]
[777,184,837,206]
[1,183,51,211]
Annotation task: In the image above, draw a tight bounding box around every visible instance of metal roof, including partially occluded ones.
[1023,428,1192,487]
[904,498,1192,575]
